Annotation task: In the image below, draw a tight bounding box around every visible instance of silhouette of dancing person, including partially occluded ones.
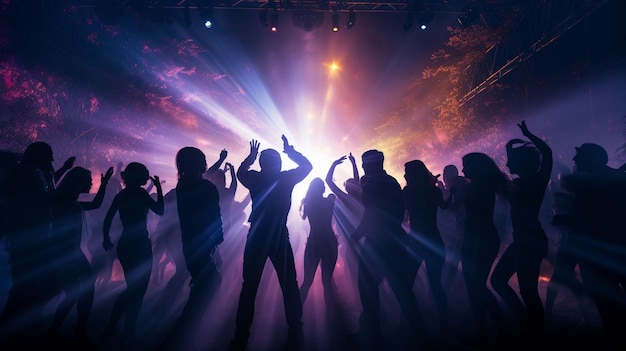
[489,121,552,344]
[160,147,224,350]
[46,166,114,346]
[298,177,338,320]
[402,159,450,335]
[353,150,423,350]
[230,136,312,351]
[554,143,626,346]
[205,150,236,231]
[440,164,468,288]
[203,148,231,276]
[460,152,511,345]
[325,154,363,305]
[101,162,163,344]
[150,188,190,318]
[0,142,73,348]
[544,162,594,327]
[87,161,123,289]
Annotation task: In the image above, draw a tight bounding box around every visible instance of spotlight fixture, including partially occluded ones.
[270,11,278,32]
[418,11,434,30]
[331,10,339,32]
[345,9,355,29]
[200,0,215,29]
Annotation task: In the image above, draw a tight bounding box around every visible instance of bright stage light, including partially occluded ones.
[200,0,215,29]
[270,12,278,32]
[331,10,339,32]
[418,12,434,30]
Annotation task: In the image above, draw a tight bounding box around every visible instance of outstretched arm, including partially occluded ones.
[208,149,228,174]
[54,156,76,183]
[326,156,348,197]
[226,162,237,192]
[81,167,114,211]
[237,140,260,186]
[349,152,359,181]
[148,175,164,216]
[282,135,312,180]
[519,120,553,181]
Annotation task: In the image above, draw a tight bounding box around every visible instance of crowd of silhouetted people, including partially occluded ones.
[1,121,626,351]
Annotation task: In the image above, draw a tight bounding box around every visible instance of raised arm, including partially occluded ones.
[237,139,260,186]
[326,156,348,197]
[208,149,228,174]
[282,135,312,181]
[54,156,75,183]
[226,162,237,193]
[519,120,553,181]
[348,152,359,181]
[81,166,114,211]
[148,175,164,216]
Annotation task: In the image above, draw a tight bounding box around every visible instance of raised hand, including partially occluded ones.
[63,156,76,169]
[220,148,228,160]
[348,152,356,164]
[151,175,162,188]
[102,166,114,184]
[518,120,530,136]
[333,155,347,166]
[250,139,260,158]
[282,135,295,154]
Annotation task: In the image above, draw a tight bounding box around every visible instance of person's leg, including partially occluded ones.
[120,236,153,340]
[299,239,319,304]
[515,236,548,341]
[320,242,338,318]
[356,240,386,349]
[271,234,303,350]
[272,235,303,330]
[490,243,524,320]
[232,235,267,350]
[424,237,449,332]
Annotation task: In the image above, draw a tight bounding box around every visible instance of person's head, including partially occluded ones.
[23,141,54,174]
[306,177,325,198]
[176,147,207,179]
[462,152,501,182]
[404,160,436,186]
[301,177,325,219]
[345,178,361,198]
[259,149,282,174]
[572,143,608,172]
[121,162,150,187]
[361,149,384,175]
[57,166,92,195]
[442,164,459,184]
[506,140,540,176]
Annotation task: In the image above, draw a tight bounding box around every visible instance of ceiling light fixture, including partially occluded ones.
[331,9,339,32]
[346,9,355,29]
